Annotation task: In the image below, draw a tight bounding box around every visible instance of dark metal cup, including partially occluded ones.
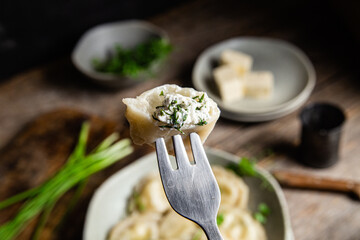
[299,102,346,168]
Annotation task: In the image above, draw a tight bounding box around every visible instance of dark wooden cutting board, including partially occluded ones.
[0,108,152,240]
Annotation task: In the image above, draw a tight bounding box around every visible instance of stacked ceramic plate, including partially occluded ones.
[192,37,316,122]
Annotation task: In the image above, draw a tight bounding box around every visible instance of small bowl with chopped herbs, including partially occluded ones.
[72,20,172,87]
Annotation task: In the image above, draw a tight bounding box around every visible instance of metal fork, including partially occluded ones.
[155,133,223,240]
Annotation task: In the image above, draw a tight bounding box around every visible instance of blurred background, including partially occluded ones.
[0,0,359,80]
[0,0,185,80]
[1,1,360,240]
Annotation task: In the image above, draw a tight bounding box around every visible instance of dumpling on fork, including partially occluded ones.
[122,84,220,154]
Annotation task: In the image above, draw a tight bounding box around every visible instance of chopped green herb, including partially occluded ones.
[92,38,172,77]
[227,157,273,191]
[176,104,183,111]
[134,192,146,212]
[159,91,164,96]
[192,94,205,103]
[228,157,258,177]
[258,203,270,215]
[199,94,205,103]
[192,230,203,240]
[254,203,270,224]
[254,212,266,223]
[128,190,146,213]
[153,93,209,134]
[170,109,179,125]
[175,127,185,135]
[152,114,160,122]
[216,213,225,226]
[196,118,207,126]
[159,125,173,128]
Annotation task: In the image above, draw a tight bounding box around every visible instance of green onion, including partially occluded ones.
[0,122,133,240]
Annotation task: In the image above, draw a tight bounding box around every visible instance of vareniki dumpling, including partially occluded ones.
[212,166,249,209]
[122,84,220,153]
[216,205,266,240]
[108,212,161,240]
[127,174,170,214]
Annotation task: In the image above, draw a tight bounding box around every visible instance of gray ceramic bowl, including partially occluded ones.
[72,20,169,87]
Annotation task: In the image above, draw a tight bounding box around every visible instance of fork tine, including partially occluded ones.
[173,135,191,168]
[155,138,174,175]
[190,132,211,168]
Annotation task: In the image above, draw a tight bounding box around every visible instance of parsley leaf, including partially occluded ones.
[196,118,207,126]
[92,38,172,77]
[227,157,258,177]
[216,213,225,226]
[227,157,273,191]
[254,203,270,224]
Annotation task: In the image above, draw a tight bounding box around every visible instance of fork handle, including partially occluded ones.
[200,220,224,240]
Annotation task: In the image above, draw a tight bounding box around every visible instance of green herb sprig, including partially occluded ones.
[153,100,187,134]
[191,213,224,240]
[127,191,146,214]
[0,122,133,240]
[92,38,172,77]
[227,157,272,191]
[254,203,270,224]
[216,213,225,226]
[227,157,272,225]
[227,157,258,177]
[196,118,207,126]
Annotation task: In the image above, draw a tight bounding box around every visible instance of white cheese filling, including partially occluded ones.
[152,93,210,133]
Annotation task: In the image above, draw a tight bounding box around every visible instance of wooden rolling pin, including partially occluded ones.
[272,170,360,199]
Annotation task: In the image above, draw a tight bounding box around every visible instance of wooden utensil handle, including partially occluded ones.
[272,170,356,193]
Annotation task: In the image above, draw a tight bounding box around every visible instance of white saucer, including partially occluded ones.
[192,37,316,122]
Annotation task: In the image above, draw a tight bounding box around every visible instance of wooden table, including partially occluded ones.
[1,0,359,239]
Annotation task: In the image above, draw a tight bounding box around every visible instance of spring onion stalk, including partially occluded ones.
[55,179,88,234]
[31,200,57,240]
[0,122,133,240]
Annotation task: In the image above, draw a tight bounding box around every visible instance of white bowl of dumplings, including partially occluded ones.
[83,148,293,240]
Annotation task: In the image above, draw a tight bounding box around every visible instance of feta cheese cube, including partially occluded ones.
[243,71,274,98]
[213,65,244,103]
[220,49,253,75]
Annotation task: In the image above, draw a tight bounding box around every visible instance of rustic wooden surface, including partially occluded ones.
[0,0,360,239]
[0,109,152,239]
